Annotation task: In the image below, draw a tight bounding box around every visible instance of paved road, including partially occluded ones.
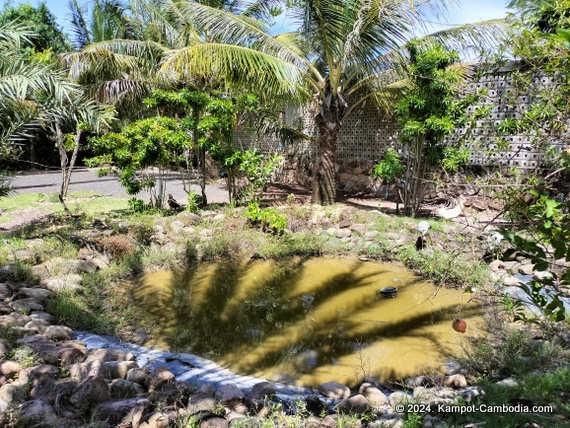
[10,168,230,204]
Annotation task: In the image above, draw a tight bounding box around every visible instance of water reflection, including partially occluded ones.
[134,257,481,387]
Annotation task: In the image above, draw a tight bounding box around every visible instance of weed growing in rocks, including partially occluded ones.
[8,346,40,368]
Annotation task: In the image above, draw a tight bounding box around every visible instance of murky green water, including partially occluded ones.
[135,257,481,387]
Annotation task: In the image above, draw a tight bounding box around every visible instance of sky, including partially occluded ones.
[4,0,512,40]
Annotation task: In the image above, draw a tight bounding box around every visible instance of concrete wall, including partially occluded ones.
[236,63,568,194]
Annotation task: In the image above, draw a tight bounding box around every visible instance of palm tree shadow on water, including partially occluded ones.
[132,256,482,385]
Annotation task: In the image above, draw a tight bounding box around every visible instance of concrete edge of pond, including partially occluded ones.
[74,330,334,401]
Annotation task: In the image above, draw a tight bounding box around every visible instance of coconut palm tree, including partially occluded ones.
[157,0,505,205]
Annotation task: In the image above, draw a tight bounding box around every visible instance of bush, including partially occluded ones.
[460,325,565,380]
[186,191,205,213]
[244,202,287,235]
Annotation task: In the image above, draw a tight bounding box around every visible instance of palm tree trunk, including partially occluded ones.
[311,126,338,205]
[311,79,347,205]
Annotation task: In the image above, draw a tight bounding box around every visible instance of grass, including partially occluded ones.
[0,191,129,224]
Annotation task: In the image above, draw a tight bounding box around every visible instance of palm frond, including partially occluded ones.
[0,20,35,50]
[240,0,283,22]
[68,0,92,49]
[162,1,306,67]
[159,43,306,98]
[422,19,509,56]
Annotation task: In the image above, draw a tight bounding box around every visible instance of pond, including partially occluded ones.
[134,257,482,387]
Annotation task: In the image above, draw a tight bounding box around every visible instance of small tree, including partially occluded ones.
[237,148,283,203]
[396,40,484,217]
[371,148,405,200]
[87,116,192,208]
[42,96,115,202]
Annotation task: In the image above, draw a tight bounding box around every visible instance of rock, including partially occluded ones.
[350,223,367,234]
[109,379,146,399]
[92,397,150,426]
[443,374,467,389]
[69,360,107,382]
[25,320,51,333]
[69,376,111,413]
[104,360,139,379]
[0,340,11,358]
[84,348,135,363]
[18,287,52,301]
[305,395,328,416]
[18,400,58,425]
[460,386,485,402]
[198,383,216,396]
[77,260,99,273]
[9,297,44,314]
[359,383,387,407]
[336,394,372,414]
[147,365,175,392]
[170,220,186,233]
[187,392,217,417]
[503,261,522,273]
[518,264,534,276]
[334,228,352,239]
[487,259,506,274]
[388,391,410,407]
[0,383,27,406]
[126,367,149,386]
[226,411,248,424]
[338,219,351,229]
[246,381,275,401]
[151,381,193,406]
[0,302,12,315]
[0,282,12,299]
[31,379,75,404]
[534,271,553,281]
[0,360,23,378]
[178,212,201,225]
[201,416,229,427]
[16,335,59,364]
[17,364,59,386]
[318,381,350,399]
[30,311,53,323]
[139,410,171,428]
[41,275,83,292]
[413,386,458,405]
[44,325,73,341]
[503,275,523,286]
[496,377,519,387]
[422,414,447,428]
[404,376,433,388]
[1,313,31,326]
[199,229,214,238]
[321,414,338,428]
[56,347,86,365]
[216,384,245,405]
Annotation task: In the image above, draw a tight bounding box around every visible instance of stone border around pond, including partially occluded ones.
[0,259,488,428]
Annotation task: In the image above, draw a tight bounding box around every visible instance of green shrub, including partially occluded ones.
[244,202,287,235]
[186,191,205,213]
[128,198,154,213]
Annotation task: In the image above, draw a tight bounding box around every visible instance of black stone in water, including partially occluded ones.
[380,287,398,298]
